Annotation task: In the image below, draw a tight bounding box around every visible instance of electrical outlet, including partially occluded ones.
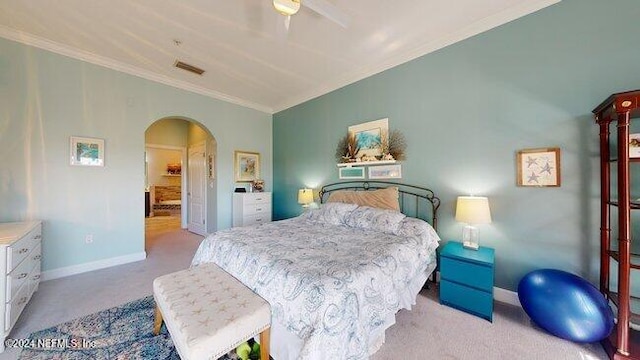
[85,234,93,244]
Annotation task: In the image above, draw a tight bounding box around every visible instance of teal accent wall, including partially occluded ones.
[273,0,640,291]
[0,37,272,272]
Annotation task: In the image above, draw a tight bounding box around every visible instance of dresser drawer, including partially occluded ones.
[5,279,31,332]
[6,255,32,305]
[440,279,493,321]
[244,203,271,216]
[440,256,493,292]
[241,193,271,206]
[29,259,41,293]
[243,214,271,226]
[6,225,41,274]
[6,244,41,303]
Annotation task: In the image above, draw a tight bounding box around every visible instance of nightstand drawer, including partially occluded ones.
[440,256,493,292]
[440,279,493,321]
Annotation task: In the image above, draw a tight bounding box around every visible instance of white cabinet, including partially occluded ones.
[233,192,272,227]
[0,221,42,352]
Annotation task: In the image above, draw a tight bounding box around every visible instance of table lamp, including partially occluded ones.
[455,196,492,250]
[298,188,314,208]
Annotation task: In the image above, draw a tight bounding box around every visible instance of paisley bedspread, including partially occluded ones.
[191,205,440,359]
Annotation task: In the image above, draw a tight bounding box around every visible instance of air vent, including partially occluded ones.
[174,61,205,75]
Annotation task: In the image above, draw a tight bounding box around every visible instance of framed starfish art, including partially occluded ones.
[516,147,561,187]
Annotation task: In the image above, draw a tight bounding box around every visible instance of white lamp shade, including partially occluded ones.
[273,0,300,16]
[455,196,491,224]
[298,188,313,205]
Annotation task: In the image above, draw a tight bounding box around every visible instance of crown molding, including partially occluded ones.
[0,25,274,114]
[272,0,561,113]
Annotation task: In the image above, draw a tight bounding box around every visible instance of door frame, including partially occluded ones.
[145,143,188,229]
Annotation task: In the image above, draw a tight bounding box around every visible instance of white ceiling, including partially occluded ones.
[0,0,559,113]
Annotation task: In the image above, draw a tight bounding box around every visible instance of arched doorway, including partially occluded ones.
[144,117,216,247]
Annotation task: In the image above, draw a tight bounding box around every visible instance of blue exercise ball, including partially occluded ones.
[518,269,614,343]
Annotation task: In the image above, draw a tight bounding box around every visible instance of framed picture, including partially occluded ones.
[348,118,389,159]
[70,136,105,166]
[630,134,640,158]
[516,147,561,187]
[338,167,365,179]
[234,150,260,182]
[368,164,402,179]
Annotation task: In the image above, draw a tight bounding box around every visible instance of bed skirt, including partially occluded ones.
[265,260,437,360]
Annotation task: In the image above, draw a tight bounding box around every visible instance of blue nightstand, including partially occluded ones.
[439,241,495,321]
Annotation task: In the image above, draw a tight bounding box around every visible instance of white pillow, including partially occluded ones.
[344,206,406,233]
[305,202,358,225]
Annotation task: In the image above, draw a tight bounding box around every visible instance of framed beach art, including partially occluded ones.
[348,118,389,160]
[70,136,105,166]
[516,147,561,187]
[338,167,365,179]
[368,164,402,179]
[234,150,260,182]
[630,133,640,158]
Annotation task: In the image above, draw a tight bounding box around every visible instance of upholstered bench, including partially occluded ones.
[153,263,271,360]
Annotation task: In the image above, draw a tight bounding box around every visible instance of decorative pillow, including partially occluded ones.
[305,202,358,225]
[326,187,400,211]
[345,206,406,233]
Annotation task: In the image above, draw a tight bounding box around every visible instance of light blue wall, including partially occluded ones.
[0,37,272,272]
[273,0,640,291]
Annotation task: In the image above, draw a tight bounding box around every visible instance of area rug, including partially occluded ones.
[19,296,241,360]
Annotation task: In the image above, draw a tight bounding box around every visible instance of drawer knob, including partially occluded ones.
[19,248,28,254]
[255,219,262,222]
[17,273,27,280]
[18,296,27,305]
[256,198,263,201]
[32,274,41,280]
[256,208,262,211]
[33,255,41,261]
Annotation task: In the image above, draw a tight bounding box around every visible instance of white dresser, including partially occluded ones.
[233,192,272,227]
[0,221,42,352]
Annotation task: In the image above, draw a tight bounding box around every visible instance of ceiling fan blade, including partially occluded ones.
[304,0,349,28]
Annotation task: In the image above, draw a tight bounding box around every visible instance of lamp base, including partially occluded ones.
[462,225,479,251]
[462,241,479,250]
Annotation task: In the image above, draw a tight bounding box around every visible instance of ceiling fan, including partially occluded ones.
[271,0,349,30]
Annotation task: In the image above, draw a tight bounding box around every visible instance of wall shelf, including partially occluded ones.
[336,160,396,167]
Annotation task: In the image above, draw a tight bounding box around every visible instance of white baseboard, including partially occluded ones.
[494,286,521,307]
[434,271,521,308]
[41,251,147,281]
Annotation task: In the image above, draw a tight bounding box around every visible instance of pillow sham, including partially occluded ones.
[304,202,358,225]
[326,187,400,211]
[344,206,406,233]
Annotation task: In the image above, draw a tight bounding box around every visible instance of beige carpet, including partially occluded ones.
[1,226,609,360]
[372,289,607,360]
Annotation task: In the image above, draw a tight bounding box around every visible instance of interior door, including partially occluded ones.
[188,142,207,236]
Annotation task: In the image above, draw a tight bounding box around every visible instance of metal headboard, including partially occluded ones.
[318,181,440,230]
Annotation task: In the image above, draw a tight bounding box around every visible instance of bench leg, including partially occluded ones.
[153,305,163,336]
[260,327,270,360]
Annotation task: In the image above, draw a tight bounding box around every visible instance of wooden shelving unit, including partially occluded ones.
[594,89,640,360]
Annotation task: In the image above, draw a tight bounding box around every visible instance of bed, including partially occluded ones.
[191,181,441,359]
